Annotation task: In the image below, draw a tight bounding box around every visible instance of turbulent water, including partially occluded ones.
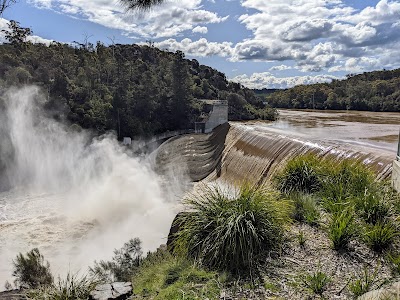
[0,87,179,285]
[0,88,399,286]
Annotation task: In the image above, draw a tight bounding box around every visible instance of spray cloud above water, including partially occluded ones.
[0,86,177,284]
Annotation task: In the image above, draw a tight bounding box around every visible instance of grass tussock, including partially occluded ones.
[26,273,98,300]
[132,248,222,300]
[328,208,357,250]
[291,193,320,226]
[173,184,292,275]
[275,154,321,194]
[303,270,331,296]
[365,222,398,252]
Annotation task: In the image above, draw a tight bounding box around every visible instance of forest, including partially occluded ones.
[264,69,400,112]
[0,21,277,138]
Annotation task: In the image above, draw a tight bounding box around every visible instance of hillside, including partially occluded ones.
[264,69,400,112]
[0,24,276,138]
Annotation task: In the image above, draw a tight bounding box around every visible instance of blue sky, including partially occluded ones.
[1,0,400,88]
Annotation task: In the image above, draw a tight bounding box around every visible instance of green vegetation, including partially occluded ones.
[173,184,292,276]
[348,267,377,298]
[12,248,53,289]
[275,154,321,194]
[291,193,320,226]
[90,238,142,282]
[132,248,222,299]
[303,270,331,296]
[365,222,398,253]
[265,69,400,111]
[26,273,97,300]
[0,21,277,139]
[328,209,357,250]
[297,231,306,247]
[275,154,400,252]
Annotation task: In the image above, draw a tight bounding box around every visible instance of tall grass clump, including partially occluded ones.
[328,209,357,250]
[291,193,320,226]
[26,272,98,300]
[354,191,390,224]
[365,222,398,252]
[303,270,331,296]
[174,184,292,275]
[319,159,375,202]
[132,248,221,299]
[275,154,321,194]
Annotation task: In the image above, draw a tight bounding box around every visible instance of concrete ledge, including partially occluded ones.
[392,160,400,193]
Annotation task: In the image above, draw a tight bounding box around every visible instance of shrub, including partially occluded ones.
[328,209,357,250]
[26,272,97,300]
[304,270,331,296]
[12,248,53,289]
[174,184,292,275]
[275,154,321,194]
[354,191,389,225]
[90,238,143,282]
[365,222,398,252]
[291,193,320,226]
[319,159,375,201]
[348,267,377,298]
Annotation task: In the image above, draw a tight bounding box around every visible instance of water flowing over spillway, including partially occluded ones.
[0,88,398,285]
[156,112,397,187]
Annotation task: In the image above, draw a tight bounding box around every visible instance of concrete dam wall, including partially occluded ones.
[155,122,394,185]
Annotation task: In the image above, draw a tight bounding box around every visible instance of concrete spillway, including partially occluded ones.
[155,122,395,185]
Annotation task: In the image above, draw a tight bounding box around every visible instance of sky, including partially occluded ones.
[1,0,400,89]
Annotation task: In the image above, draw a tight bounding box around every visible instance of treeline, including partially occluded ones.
[0,22,276,138]
[265,69,400,112]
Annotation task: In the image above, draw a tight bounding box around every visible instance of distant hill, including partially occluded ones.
[0,39,276,138]
[264,69,400,112]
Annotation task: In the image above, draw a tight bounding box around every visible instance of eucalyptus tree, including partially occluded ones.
[120,0,164,11]
[0,0,17,16]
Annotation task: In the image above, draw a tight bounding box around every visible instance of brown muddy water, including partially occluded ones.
[254,109,400,154]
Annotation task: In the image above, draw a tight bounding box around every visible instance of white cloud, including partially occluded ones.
[231,72,341,89]
[154,38,233,57]
[27,0,228,39]
[192,26,208,34]
[233,0,400,72]
[269,65,293,71]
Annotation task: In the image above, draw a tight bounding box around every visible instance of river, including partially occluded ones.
[0,104,399,287]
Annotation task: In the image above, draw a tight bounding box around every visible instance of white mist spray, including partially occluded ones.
[0,86,177,285]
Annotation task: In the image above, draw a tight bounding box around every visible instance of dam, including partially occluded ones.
[0,103,399,284]
[156,110,399,186]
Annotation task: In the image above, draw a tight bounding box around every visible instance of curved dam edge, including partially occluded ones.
[155,122,395,185]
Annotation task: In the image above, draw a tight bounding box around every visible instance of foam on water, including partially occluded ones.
[0,86,177,285]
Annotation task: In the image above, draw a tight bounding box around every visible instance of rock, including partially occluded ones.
[358,281,400,300]
[89,282,132,300]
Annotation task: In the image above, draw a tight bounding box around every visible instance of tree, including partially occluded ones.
[120,0,164,10]
[90,238,143,282]
[12,248,53,289]
[0,0,16,16]
[1,20,32,46]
